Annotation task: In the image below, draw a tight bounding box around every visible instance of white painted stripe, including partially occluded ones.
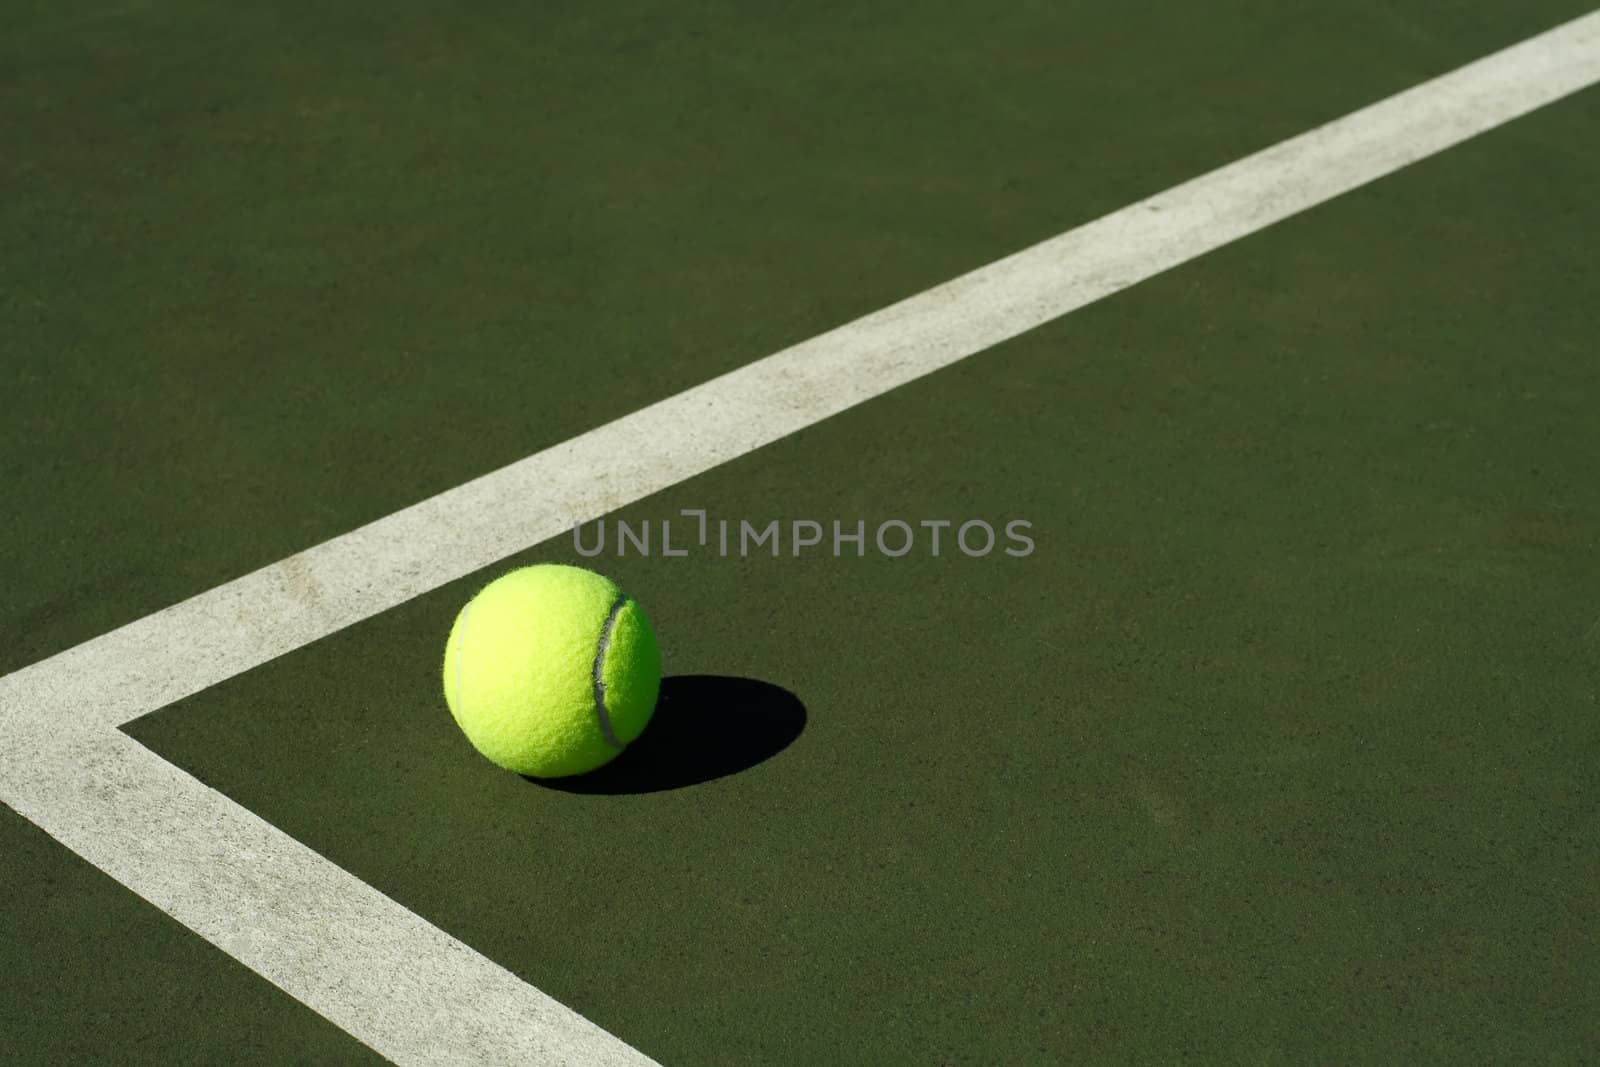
[0,723,652,1066]
[2,11,1598,1065]
[7,13,1600,743]
[7,15,1600,744]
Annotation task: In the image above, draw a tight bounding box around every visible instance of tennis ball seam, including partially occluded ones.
[589,593,629,750]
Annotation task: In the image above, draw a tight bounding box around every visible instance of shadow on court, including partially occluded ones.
[529,674,806,795]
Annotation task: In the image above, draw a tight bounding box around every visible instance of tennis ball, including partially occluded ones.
[443,564,661,778]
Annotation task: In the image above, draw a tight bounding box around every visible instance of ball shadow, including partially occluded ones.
[529,675,807,795]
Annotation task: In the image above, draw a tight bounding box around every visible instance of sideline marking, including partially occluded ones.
[3,11,1598,1065]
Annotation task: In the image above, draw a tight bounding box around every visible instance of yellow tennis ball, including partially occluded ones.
[442,564,661,778]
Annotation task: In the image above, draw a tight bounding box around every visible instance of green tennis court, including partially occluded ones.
[5,3,1598,1063]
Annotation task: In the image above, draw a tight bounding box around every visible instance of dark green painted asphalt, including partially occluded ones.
[7,1,1599,1063]
[5,0,1593,678]
[131,84,1600,1064]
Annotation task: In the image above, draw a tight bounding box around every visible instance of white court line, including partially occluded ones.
[3,10,1599,1065]
[3,721,646,1065]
